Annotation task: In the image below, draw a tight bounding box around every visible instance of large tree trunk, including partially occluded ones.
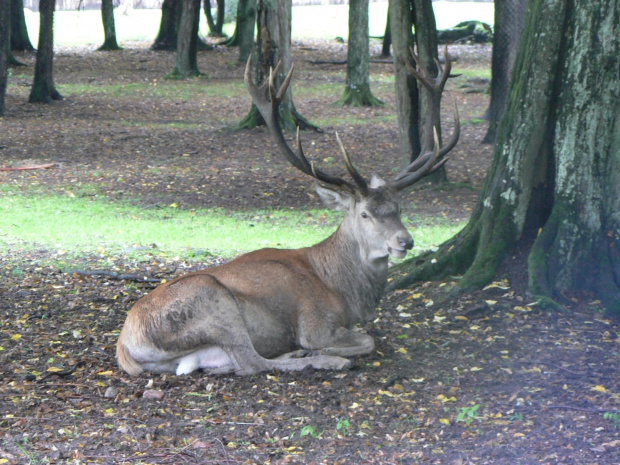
[98,0,122,51]
[483,0,528,143]
[10,0,34,51]
[392,0,620,312]
[169,0,201,78]
[0,0,9,116]
[336,0,383,106]
[29,0,62,103]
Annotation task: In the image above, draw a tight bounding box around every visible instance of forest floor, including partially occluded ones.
[1,40,619,465]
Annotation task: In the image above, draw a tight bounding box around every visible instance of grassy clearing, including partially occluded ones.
[23,3,493,47]
[0,192,463,263]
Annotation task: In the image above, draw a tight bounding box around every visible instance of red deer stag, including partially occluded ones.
[116,54,459,376]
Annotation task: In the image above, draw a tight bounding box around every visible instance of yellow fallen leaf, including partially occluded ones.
[470,367,483,372]
[396,347,408,354]
[11,334,22,341]
[592,385,607,392]
[455,315,469,321]
[350,402,360,409]
[439,418,450,425]
[372,361,381,367]
[97,370,114,376]
[485,300,497,306]
[46,367,63,372]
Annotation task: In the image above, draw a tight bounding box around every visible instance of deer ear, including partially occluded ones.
[369,174,386,189]
[315,183,354,211]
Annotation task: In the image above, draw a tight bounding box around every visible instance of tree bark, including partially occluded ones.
[483,0,528,143]
[392,0,620,312]
[98,0,123,51]
[0,0,9,116]
[336,0,383,106]
[29,0,62,103]
[10,0,34,51]
[169,0,201,78]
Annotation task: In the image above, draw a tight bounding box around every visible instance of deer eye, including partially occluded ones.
[361,212,369,219]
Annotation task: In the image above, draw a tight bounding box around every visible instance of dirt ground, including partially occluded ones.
[1,40,619,465]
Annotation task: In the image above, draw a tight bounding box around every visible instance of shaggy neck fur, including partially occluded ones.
[308,219,389,323]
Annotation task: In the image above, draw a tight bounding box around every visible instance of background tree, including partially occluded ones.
[29,0,62,103]
[204,0,225,37]
[483,0,528,143]
[152,0,181,50]
[336,0,382,106]
[98,0,122,51]
[389,0,453,184]
[169,0,201,78]
[381,8,391,58]
[0,0,9,116]
[393,0,620,311]
[239,0,314,131]
[10,0,33,52]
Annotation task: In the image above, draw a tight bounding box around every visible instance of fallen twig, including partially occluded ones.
[0,163,58,171]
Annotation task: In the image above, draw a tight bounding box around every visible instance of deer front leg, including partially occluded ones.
[297,324,376,358]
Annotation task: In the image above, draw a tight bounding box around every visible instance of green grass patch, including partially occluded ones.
[0,193,463,263]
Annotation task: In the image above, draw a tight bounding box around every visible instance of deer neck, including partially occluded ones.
[308,223,389,323]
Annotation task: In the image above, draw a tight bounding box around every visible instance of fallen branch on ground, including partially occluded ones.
[0,163,58,171]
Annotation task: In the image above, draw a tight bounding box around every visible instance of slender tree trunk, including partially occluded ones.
[381,7,391,58]
[29,0,62,103]
[392,0,620,312]
[389,0,421,167]
[10,0,33,51]
[204,0,225,37]
[0,0,9,116]
[337,0,383,106]
[483,0,528,143]
[98,0,123,51]
[169,0,201,78]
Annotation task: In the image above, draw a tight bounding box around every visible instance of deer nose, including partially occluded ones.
[399,234,414,250]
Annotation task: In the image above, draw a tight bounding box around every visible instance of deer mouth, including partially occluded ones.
[387,245,408,258]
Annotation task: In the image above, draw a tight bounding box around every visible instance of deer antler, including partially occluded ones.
[244,57,368,195]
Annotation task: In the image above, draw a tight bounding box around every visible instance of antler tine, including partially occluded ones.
[439,102,460,158]
[391,127,443,190]
[244,57,359,193]
[335,133,369,195]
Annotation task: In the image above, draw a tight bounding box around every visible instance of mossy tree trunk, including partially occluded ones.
[238,0,316,132]
[392,0,620,312]
[10,0,33,51]
[168,0,201,78]
[152,0,181,50]
[0,0,9,116]
[336,0,383,107]
[29,0,62,103]
[98,0,122,51]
